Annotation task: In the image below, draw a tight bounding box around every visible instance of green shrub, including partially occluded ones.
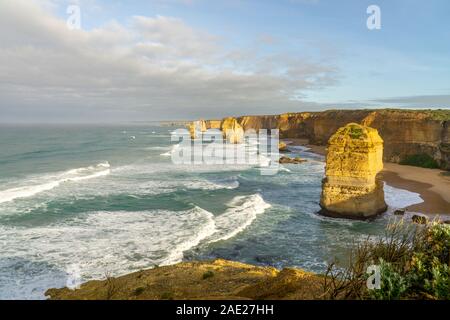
[133,286,145,296]
[348,126,364,139]
[424,262,450,299]
[202,270,215,280]
[399,154,439,169]
[323,221,450,300]
[369,259,408,300]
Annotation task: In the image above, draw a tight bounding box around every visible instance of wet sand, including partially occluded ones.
[284,139,450,215]
[382,163,450,215]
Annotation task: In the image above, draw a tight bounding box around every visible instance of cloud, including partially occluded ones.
[371,95,450,107]
[0,0,338,122]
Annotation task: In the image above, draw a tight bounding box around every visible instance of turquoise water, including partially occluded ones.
[0,125,422,299]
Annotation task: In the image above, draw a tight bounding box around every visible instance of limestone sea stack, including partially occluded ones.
[319,123,387,219]
[195,110,450,169]
[221,117,244,144]
[188,120,207,139]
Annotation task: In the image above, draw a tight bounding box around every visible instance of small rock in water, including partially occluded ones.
[279,156,307,164]
[394,209,406,215]
[412,215,428,224]
[279,142,288,152]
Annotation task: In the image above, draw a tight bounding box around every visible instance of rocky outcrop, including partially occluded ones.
[205,119,222,130]
[45,259,323,300]
[279,156,307,164]
[191,109,450,169]
[319,123,387,219]
[187,118,244,143]
[279,141,288,152]
[188,120,207,139]
[221,117,244,144]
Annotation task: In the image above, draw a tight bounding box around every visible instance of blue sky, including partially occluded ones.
[65,0,450,104]
[0,0,448,122]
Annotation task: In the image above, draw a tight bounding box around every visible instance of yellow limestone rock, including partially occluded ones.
[319,123,387,219]
[278,141,288,152]
[188,120,207,139]
[221,117,244,144]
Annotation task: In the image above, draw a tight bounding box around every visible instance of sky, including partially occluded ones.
[0,0,449,123]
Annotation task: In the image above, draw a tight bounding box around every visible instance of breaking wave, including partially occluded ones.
[0,162,111,204]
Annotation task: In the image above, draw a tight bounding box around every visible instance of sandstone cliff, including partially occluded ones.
[320,123,387,219]
[45,259,323,300]
[191,109,450,169]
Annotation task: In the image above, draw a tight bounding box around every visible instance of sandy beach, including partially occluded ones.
[284,139,450,216]
[382,163,450,215]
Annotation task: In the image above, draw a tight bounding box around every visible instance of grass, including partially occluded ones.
[377,109,450,120]
[424,109,450,121]
[105,272,119,300]
[399,154,440,169]
[348,126,364,139]
[322,220,450,300]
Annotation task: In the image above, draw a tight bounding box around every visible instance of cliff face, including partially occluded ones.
[192,109,450,169]
[46,259,323,300]
[360,110,449,167]
[320,123,387,219]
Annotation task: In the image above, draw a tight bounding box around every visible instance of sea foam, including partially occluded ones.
[205,194,271,243]
[0,162,111,204]
[384,183,424,209]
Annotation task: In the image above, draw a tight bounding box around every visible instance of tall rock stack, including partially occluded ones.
[221,117,244,144]
[319,123,387,219]
[188,118,244,144]
[188,120,207,139]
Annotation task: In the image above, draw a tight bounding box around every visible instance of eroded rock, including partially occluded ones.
[221,117,244,144]
[279,156,307,164]
[319,123,387,219]
[188,120,207,139]
[279,142,288,152]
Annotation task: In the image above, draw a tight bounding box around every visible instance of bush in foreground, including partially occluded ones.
[323,220,450,300]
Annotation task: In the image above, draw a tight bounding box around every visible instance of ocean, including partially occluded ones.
[0,124,423,299]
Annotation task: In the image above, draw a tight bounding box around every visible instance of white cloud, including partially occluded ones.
[0,0,337,122]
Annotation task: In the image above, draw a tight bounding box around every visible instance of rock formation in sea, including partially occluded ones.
[189,109,450,169]
[187,118,244,144]
[278,141,288,152]
[188,120,207,139]
[220,117,244,144]
[279,156,307,164]
[319,123,387,219]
